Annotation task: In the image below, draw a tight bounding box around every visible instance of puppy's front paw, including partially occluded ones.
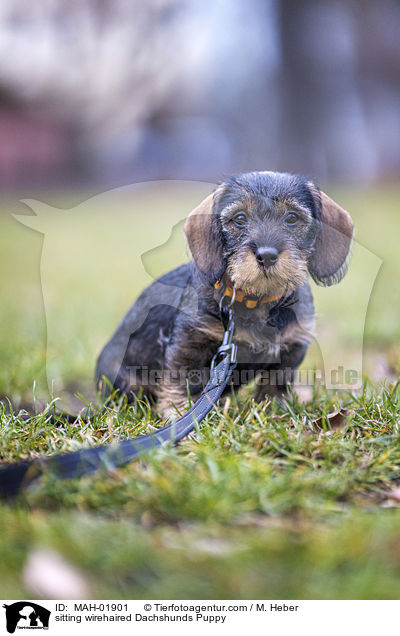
[253,382,287,407]
[157,392,191,422]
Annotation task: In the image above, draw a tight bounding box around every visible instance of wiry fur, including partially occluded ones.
[96,171,353,419]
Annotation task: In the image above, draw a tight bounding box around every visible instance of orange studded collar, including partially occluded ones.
[214,276,284,309]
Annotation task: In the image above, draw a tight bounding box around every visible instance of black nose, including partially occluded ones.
[255,247,279,268]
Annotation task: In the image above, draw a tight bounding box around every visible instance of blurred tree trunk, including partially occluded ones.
[278,0,377,181]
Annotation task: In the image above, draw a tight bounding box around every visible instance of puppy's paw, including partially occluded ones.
[157,394,190,422]
[253,383,287,408]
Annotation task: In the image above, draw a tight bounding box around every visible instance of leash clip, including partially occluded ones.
[210,303,237,376]
[219,286,236,328]
[209,341,237,376]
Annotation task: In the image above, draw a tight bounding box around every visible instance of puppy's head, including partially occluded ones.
[184,171,353,295]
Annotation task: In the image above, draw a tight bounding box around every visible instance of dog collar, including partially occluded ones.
[214,276,284,309]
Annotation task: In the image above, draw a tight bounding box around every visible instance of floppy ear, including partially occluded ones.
[184,186,226,283]
[308,189,354,286]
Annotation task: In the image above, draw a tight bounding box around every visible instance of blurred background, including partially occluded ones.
[0,0,399,191]
[1,2,400,603]
[0,0,399,405]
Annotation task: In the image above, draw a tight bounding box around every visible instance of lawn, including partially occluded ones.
[0,182,399,599]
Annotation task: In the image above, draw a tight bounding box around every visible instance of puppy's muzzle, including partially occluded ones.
[254,246,279,270]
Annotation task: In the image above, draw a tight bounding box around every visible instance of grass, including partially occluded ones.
[0,182,399,599]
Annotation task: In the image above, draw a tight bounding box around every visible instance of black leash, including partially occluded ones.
[0,301,237,499]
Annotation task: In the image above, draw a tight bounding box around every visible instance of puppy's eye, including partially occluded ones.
[285,212,299,225]
[231,213,247,228]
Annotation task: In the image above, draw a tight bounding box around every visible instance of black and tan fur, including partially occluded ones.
[96,171,353,419]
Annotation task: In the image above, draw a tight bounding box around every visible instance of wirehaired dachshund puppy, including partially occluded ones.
[96,171,353,419]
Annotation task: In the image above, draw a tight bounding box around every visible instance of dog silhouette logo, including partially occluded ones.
[2,602,50,633]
